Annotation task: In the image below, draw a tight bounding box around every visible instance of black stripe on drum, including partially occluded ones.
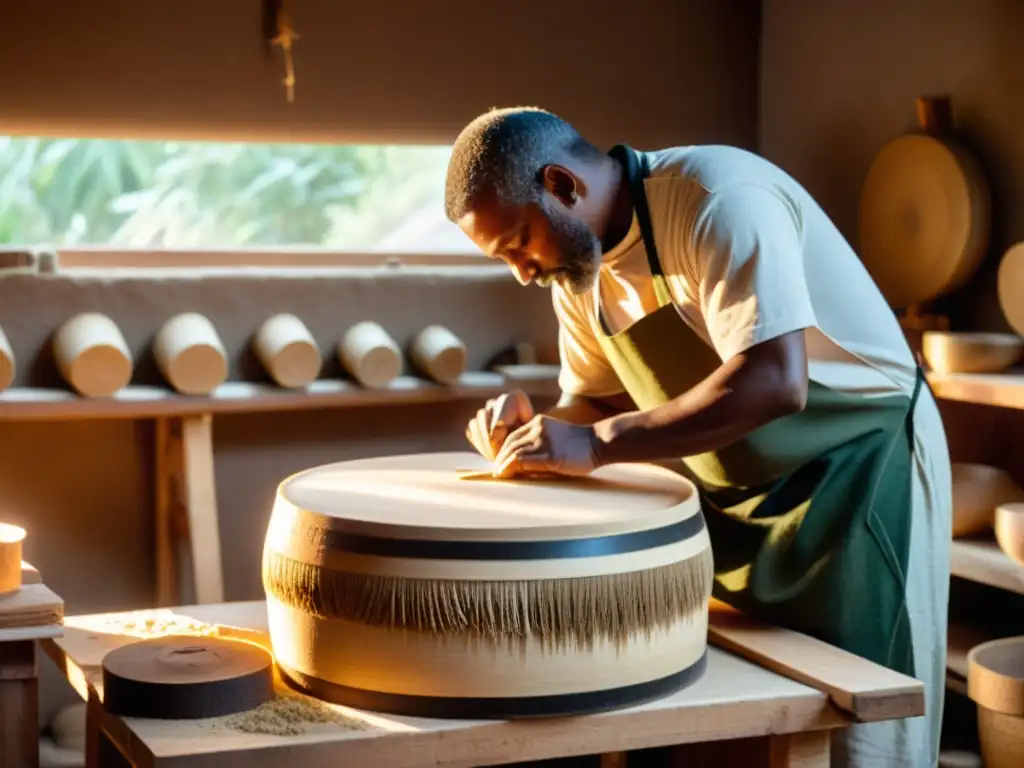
[276,649,708,720]
[311,511,705,561]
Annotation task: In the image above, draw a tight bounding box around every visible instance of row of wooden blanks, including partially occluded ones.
[0,312,469,397]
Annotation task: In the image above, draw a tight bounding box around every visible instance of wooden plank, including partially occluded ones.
[927,370,1024,410]
[950,538,1024,594]
[41,601,849,768]
[0,584,63,642]
[0,373,560,422]
[180,415,224,605]
[707,599,924,722]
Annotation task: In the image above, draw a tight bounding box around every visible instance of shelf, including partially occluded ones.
[950,538,1024,595]
[945,622,990,696]
[0,370,562,422]
[927,370,1024,409]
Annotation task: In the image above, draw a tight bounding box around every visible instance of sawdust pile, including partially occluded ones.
[210,690,372,736]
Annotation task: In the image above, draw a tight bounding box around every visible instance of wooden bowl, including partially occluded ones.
[967,637,1024,768]
[951,464,1024,538]
[995,503,1024,568]
[922,332,1023,375]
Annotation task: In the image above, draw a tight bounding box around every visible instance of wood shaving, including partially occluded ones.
[207,689,371,736]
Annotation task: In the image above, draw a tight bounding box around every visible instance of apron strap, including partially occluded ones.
[608,144,673,307]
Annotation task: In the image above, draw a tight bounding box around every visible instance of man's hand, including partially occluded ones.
[492,415,600,478]
[465,390,535,461]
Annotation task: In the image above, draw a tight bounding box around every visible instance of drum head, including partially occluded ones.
[277,451,697,542]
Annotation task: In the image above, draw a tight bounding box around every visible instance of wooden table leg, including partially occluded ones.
[769,730,830,767]
[599,752,628,768]
[0,640,39,768]
[154,414,224,606]
[85,688,102,768]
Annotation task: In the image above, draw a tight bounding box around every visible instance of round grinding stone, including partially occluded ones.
[102,635,274,719]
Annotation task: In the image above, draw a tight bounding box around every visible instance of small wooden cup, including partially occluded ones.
[153,313,228,396]
[0,522,26,595]
[53,312,133,397]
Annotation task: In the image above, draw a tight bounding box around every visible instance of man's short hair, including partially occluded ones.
[445,107,601,222]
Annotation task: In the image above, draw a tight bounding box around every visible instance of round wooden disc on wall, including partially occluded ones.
[857,133,990,309]
[102,635,274,719]
[997,242,1024,335]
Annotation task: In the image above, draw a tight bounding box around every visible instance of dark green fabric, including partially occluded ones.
[592,144,922,677]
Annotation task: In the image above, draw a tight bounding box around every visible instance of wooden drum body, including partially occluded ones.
[261,451,714,719]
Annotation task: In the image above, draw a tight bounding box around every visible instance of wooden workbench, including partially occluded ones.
[39,600,926,768]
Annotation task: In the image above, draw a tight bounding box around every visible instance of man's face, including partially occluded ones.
[458,193,602,295]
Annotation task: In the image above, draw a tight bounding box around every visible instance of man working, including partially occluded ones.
[445,107,952,767]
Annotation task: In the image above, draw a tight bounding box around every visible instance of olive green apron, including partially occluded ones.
[593,145,925,677]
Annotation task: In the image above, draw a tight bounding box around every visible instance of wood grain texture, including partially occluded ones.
[707,599,925,722]
[276,451,697,542]
[0,583,64,642]
[0,641,38,768]
[41,601,852,768]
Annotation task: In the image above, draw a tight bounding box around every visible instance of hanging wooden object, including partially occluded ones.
[264,0,299,103]
[857,95,990,324]
[261,451,713,719]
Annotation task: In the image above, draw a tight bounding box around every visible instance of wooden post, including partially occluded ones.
[0,640,38,768]
[154,413,224,606]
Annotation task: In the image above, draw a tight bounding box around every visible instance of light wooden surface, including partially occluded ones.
[707,599,924,722]
[0,568,64,643]
[42,600,853,768]
[928,370,1024,410]
[0,371,560,422]
[950,538,1024,595]
[278,451,696,540]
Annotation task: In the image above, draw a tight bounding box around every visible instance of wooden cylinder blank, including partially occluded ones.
[254,314,321,388]
[410,325,467,385]
[0,523,26,595]
[154,313,228,396]
[52,312,133,397]
[338,321,402,389]
[0,324,14,392]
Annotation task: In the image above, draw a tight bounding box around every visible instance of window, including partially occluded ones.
[0,137,478,253]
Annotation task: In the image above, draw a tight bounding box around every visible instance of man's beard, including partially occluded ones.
[536,209,602,294]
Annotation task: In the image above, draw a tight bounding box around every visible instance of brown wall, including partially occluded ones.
[1,0,761,150]
[760,1,1024,752]
[4,0,763,726]
[759,0,1024,332]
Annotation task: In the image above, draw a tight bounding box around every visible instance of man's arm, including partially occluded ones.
[591,330,807,465]
[545,391,635,425]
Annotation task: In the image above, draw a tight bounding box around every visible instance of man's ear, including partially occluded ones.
[541,165,583,207]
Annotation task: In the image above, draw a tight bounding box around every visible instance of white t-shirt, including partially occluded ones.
[553,145,920,402]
